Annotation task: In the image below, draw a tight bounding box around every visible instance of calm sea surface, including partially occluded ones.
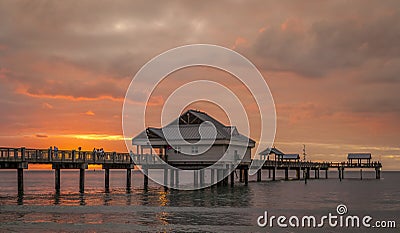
[0,170,399,232]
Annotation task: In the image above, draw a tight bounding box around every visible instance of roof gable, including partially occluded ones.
[132,109,254,145]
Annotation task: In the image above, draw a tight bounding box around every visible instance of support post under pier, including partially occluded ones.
[164,168,168,188]
[143,167,148,189]
[170,169,175,188]
[105,168,110,190]
[284,168,289,181]
[55,168,61,191]
[194,170,198,188]
[230,169,235,187]
[257,169,262,182]
[244,167,249,186]
[79,168,85,193]
[272,167,276,181]
[200,169,205,187]
[17,168,24,194]
[126,168,132,189]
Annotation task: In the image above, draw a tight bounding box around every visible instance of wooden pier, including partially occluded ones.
[0,147,133,194]
[0,147,382,194]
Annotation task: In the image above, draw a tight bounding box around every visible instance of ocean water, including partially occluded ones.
[0,170,399,232]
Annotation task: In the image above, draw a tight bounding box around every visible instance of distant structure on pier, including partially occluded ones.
[259,147,300,162]
[347,153,372,165]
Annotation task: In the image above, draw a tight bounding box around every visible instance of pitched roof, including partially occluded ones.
[132,109,255,145]
[259,147,284,155]
[348,153,371,159]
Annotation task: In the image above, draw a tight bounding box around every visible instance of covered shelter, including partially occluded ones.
[277,154,300,162]
[347,153,371,165]
[131,109,255,167]
[259,147,284,161]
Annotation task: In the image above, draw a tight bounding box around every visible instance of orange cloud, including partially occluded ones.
[147,95,164,106]
[258,25,269,33]
[280,18,304,32]
[42,102,53,109]
[16,87,125,102]
[232,37,247,49]
[85,110,95,116]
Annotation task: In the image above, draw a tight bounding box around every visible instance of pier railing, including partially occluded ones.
[0,147,383,169]
[328,161,382,168]
[0,147,131,164]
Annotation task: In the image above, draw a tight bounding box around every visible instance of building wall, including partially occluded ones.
[166,144,252,163]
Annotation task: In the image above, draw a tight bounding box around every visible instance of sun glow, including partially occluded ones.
[68,134,126,141]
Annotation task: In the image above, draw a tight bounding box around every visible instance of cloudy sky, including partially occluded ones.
[0,0,399,169]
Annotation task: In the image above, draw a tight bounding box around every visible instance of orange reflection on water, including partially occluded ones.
[158,190,169,207]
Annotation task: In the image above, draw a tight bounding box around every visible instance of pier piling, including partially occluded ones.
[17,168,24,194]
[239,168,243,183]
[143,167,148,189]
[200,169,205,187]
[127,168,132,189]
[244,167,249,186]
[55,168,61,191]
[194,170,199,188]
[175,169,179,187]
[230,169,235,187]
[284,167,289,180]
[217,169,222,186]
[105,168,110,190]
[79,168,85,193]
[169,169,175,188]
[164,168,168,188]
[375,167,381,179]
[272,167,276,181]
[257,169,262,182]
[210,169,215,184]
[341,167,344,179]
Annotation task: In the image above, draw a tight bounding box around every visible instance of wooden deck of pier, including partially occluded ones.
[0,147,382,194]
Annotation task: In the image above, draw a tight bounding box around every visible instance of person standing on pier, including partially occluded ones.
[54,146,58,158]
[78,146,82,159]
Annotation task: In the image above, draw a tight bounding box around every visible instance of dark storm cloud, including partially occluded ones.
[248,8,400,78]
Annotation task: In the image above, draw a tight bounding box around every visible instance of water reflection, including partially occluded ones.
[79,193,86,206]
[1,171,399,232]
[17,193,23,205]
[53,191,60,205]
[103,192,111,205]
[158,190,169,206]
[156,211,170,226]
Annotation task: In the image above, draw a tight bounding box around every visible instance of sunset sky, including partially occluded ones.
[0,1,399,169]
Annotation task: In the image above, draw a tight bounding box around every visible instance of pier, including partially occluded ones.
[0,147,133,194]
[0,147,382,194]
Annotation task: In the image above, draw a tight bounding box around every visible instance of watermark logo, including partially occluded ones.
[122,44,276,190]
[336,204,348,215]
[257,204,397,229]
